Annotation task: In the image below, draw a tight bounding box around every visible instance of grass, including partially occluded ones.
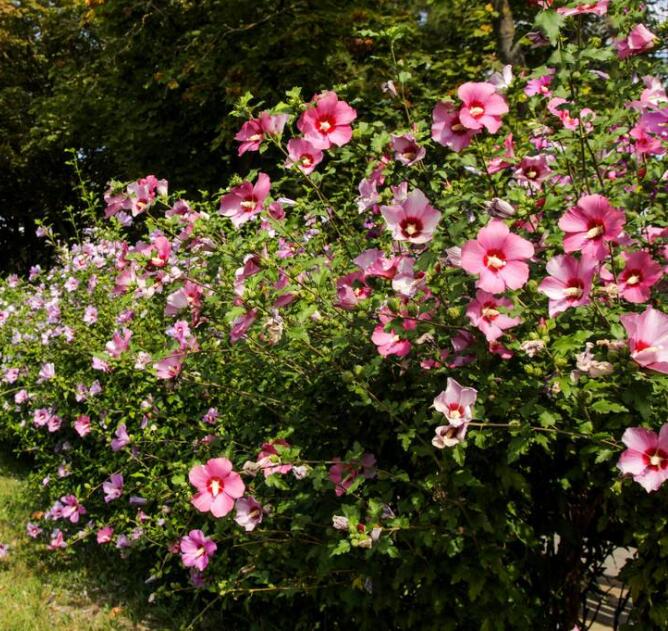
[0,450,163,631]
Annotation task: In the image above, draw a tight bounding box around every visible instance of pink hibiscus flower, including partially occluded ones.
[432,424,468,449]
[234,496,264,532]
[60,495,86,523]
[103,473,124,503]
[431,101,479,152]
[73,415,91,437]
[371,324,411,357]
[235,112,288,155]
[391,134,426,166]
[328,454,376,496]
[538,254,596,317]
[620,307,668,374]
[97,526,114,544]
[466,291,521,342]
[297,91,357,149]
[219,173,271,227]
[153,353,184,379]
[616,251,663,304]
[558,194,626,261]
[230,309,258,344]
[460,219,535,293]
[256,439,293,478]
[524,70,555,97]
[380,188,441,244]
[180,530,217,571]
[617,425,668,492]
[336,272,372,310]
[285,138,324,175]
[189,458,245,518]
[615,24,658,60]
[432,378,477,427]
[457,82,509,134]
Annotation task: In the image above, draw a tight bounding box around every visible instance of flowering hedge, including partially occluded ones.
[0,1,667,628]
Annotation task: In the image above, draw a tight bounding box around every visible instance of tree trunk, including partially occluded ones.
[492,0,525,66]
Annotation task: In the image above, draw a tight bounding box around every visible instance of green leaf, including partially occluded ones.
[590,400,628,414]
[535,11,565,45]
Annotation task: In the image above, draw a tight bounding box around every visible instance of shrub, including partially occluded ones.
[0,2,666,628]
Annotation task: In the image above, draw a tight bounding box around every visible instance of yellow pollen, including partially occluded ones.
[210,479,221,497]
[586,225,604,239]
[405,223,418,236]
[195,547,206,558]
[449,409,461,419]
[451,123,465,132]
[626,274,641,286]
[650,454,662,467]
[482,307,499,319]
[240,200,256,211]
[470,106,484,117]
[526,169,538,179]
[319,120,332,132]
[563,287,583,299]
[301,156,313,167]
[249,134,262,141]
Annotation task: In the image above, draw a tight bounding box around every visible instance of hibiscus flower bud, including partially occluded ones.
[332,515,349,530]
[484,198,516,219]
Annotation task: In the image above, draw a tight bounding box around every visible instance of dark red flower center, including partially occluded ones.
[469,103,485,118]
[644,448,668,471]
[563,279,584,300]
[585,220,605,240]
[481,301,500,321]
[240,196,258,213]
[400,217,423,238]
[207,477,225,497]
[317,116,336,134]
[447,403,465,419]
[484,249,507,270]
[623,269,642,286]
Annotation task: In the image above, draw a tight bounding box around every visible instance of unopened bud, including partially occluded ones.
[484,198,516,219]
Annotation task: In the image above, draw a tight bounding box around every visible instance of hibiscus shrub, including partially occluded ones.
[0,2,667,629]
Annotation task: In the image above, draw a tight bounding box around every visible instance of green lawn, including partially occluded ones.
[0,450,155,631]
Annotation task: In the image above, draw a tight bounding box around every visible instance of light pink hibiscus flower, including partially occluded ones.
[234,496,264,532]
[620,307,668,374]
[189,458,245,518]
[460,219,534,293]
[558,194,625,261]
[380,188,441,244]
[617,425,668,492]
[538,254,596,317]
[432,378,477,427]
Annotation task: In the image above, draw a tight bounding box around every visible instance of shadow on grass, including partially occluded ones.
[0,449,231,631]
